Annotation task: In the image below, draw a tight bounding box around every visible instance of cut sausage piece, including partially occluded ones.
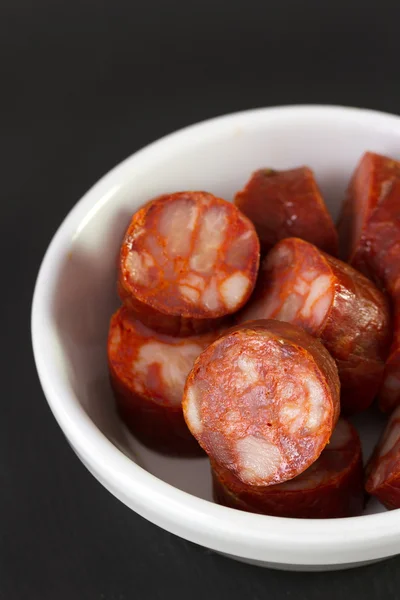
[356,178,400,291]
[183,319,340,486]
[108,307,222,455]
[365,405,400,509]
[118,192,260,335]
[239,238,391,414]
[347,178,400,412]
[337,151,400,272]
[234,167,338,256]
[380,310,400,413]
[212,419,364,518]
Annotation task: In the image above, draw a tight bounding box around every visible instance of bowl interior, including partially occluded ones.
[46,107,400,518]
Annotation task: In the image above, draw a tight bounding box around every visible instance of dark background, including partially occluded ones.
[2,0,400,598]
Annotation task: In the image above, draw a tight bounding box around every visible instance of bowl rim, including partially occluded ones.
[32,104,400,566]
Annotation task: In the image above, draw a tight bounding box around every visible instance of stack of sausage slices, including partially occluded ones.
[108,153,400,518]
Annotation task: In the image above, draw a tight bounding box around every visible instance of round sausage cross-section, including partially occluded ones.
[118,192,260,335]
[108,307,222,455]
[234,166,338,256]
[212,419,364,518]
[239,237,391,414]
[365,405,400,509]
[183,320,340,486]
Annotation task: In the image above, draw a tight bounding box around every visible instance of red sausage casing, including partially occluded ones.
[183,319,340,486]
[380,307,400,413]
[212,419,364,518]
[338,153,400,412]
[108,307,222,454]
[349,178,400,412]
[338,151,400,272]
[239,238,391,414]
[365,405,400,509]
[235,167,338,256]
[118,192,260,336]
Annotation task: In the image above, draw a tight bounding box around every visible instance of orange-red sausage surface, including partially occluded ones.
[212,419,364,518]
[365,406,400,509]
[338,152,400,273]
[108,307,222,454]
[338,154,400,412]
[183,320,340,486]
[239,238,391,414]
[380,309,400,413]
[235,167,338,256]
[347,177,400,412]
[118,192,260,335]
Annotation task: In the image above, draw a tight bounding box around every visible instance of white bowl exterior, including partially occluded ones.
[32,105,400,568]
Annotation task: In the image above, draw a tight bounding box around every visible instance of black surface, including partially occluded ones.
[2,1,400,598]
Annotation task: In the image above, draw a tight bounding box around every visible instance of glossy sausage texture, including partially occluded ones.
[183,319,340,486]
[212,419,364,518]
[235,167,338,256]
[108,307,222,454]
[118,191,260,335]
[365,406,400,509]
[352,178,400,412]
[380,310,400,413]
[338,153,400,412]
[338,152,400,273]
[239,237,391,414]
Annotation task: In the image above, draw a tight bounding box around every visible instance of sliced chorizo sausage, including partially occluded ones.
[183,319,340,486]
[348,178,400,412]
[380,311,400,413]
[212,419,364,518]
[239,237,391,414]
[337,151,400,273]
[356,177,400,291]
[234,167,338,256]
[365,405,400,509]
[118,192,260,335]
[108,306,222,455]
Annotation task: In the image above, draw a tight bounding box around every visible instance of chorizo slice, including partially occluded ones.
[108,306,222,455]
[118,192,260,335]
[234,167,338,256]
[350,178,400,412]
[337,151,400,271]
[365,405,400,509]
[182,319,340,486]
[239,237,391,414]
[212,419,364,518]
[358,177,400,291]
[380,313,400,413]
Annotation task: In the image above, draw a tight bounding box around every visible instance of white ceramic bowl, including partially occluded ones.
[32,105,400,571]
